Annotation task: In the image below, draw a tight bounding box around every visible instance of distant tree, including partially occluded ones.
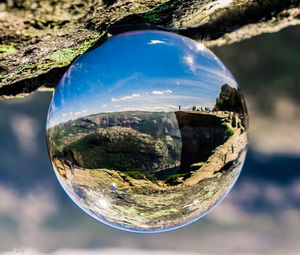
[213,84,245,113]
[232,117,236,128]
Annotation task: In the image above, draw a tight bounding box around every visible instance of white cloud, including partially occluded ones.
[0,185,57,246]
[108,74,139,93]
[184,55,195,71]
[111,93,141,102]
[148,40,167,45]
[74,110,87,115]
[151,90,173,95]
[10,114,40,156]
[1,248,200,255]
[151,91,163,95]
[122,104,178,112]
[183,54,238,88]
[101,104,107,108]
[61,110,88,117]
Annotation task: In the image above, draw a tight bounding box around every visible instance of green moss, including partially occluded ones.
[202,193,214,200]
[221,122,234,136]
[228,179,234,185]
[15,62,35,74]
[41,31,106,68]
[14,32,106,76]
[111,205,139,216]
[112,205,178,219]
[125,171,145,180]
[143,13,161,22]
[15,95,26,99]
[141,208,178,219]
[165,173,188,186]
[212,172,222,178]
[37,87,55,92]
[0,45,17,55]
[141,1,174,22]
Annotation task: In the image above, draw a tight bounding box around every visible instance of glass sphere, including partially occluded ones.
[46,30,248,233]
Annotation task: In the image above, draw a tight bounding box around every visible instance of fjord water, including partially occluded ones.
[46,30,248,233]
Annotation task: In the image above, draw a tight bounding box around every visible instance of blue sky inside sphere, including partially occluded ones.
[48,30,238,128]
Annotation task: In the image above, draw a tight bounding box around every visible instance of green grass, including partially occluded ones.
[125,171,145,180]
[165,173,188,186]
[221,122,234,136]
[12,95,25,99]
[202,192,214,200]
[141,208,178,219]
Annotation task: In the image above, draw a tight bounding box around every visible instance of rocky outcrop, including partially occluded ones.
[184,130,248,186]
[175,111,228,174]
[1,0,299,98]
[61,152,244,230]
[77,111,180,139]
[67,168,160,194]
[47,111,182,169]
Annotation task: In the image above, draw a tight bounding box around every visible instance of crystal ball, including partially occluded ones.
[46,30,248,233]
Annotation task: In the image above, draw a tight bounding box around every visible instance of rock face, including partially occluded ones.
[1,0,299,98]
[184,131,247,186]
[48,111,182,174]
[63,126,171,173]
[48,111,181,146]
[175,111,228,174]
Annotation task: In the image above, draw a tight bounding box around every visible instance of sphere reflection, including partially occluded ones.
[46,30,248,233]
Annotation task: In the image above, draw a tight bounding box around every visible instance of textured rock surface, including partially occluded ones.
[0,0,299,98]
[63,126,170,172]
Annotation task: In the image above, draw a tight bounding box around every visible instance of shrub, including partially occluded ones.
[165,173,188,186]
[125,170,144,179]
[222,122,234,137]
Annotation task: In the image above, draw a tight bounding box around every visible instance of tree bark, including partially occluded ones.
[0,0,299,98]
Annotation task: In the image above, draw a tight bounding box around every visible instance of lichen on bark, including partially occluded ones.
[0,0,299,98]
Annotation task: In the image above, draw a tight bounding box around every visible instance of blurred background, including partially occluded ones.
[0,25,299,255]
